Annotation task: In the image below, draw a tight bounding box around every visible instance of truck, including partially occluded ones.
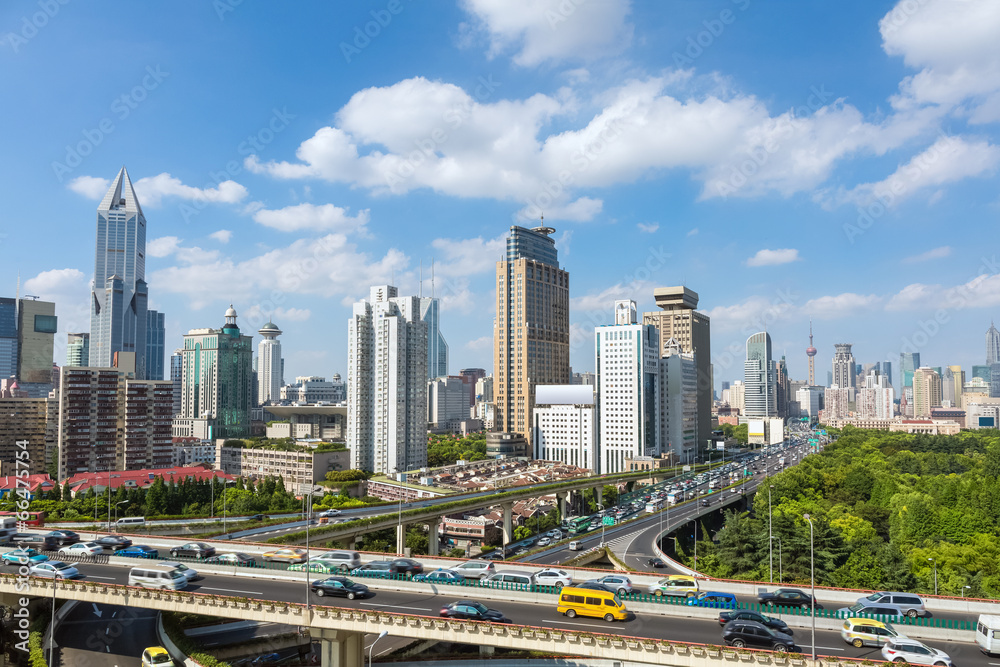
[666,492,679,505]
[778,457,786,468]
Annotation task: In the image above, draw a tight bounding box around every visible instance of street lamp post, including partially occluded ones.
[369,630,388,667]
[962,585,971,598]
[770,535,782,582]
[596,503,606,546]
[803,513,816,661]
[114,500,128,526]
[928,557,937,595]
[768,485,774,582]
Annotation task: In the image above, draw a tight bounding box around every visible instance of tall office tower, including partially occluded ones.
[493,225,570,445]
[881,361,893,386]
[595,300,659,474]
[912,367,943,417]
[988,322,1000,365]
[728,380,745,413]
[0,298,18,378]
[643,286,712,454]
[942,365,965,409]
[659,338,698,464]
[66,333,90,367]
[90,167,149,378]
[420,297,448,380]
[824,385,852,419]
[832,343,857,391]
[972,365,991,382]
[991,363,1000,398]
[775,356,790,417]
[806,321,817,386]
[859,371,895,419]
[58,366,173,478]
[796,386,822,420]
[145,310,165,380]
[179,306,254,439]
[16,298,57,396]
[826,371,833,387]
[347,285,428,474]
[744,332,776,417]
[170,349,182,416]
[900,352,920,391]
[532,385,596,470]
[427,376,469,430]
[256,320,283,405]
[458,368,486,408]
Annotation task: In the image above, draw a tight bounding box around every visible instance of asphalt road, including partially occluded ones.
[53,601,156,667]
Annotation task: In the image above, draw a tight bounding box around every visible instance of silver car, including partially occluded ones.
[881,638,952,666]
[535,568,573,588]
[452,560,495,580]
[28,561,81,579]
[858,591,926,618]
[157,561,199,581]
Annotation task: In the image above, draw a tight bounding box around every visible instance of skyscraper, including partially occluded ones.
[347,285,428,474]
[66,333,89,367]
[420,296,448,379]
[881,361,893,386]
[0,298,17,379]
[493,225,570,444]
[660,338,698,464]
[744,332,776,417]
[16,298,57,395]
[595,300,659,474]
[643,286,712,452]
[775,356,789,417]
[912,367,942,417]
[90,167,149,378]
[900,352,920,390]
[256,320,283,405]
[988,322,1000,365]
[832,343,857,391]
[859,370,894,419]
[942,365,964,409]
[145,310,165,380]
[170,349,182,416]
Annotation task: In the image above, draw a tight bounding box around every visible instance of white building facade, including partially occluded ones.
[796,386,823,420]
[257,321,283,405]
[858,371,895,419]
[281,375,347,404]
[532,384,596,471]
[659,339,698,464]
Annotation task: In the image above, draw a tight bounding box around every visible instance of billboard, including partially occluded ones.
[748,420,765,438]
[979,416,996,428]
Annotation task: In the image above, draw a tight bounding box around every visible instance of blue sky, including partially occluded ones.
[2,0,999,388]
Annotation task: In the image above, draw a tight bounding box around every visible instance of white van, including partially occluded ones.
[129,564,188,590]
[568,541,581,551]
[485,570,536,587]
[117,516,146,528]
[976,614,1000,656]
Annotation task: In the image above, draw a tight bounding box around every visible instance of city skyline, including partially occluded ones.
[3,2,1000,386]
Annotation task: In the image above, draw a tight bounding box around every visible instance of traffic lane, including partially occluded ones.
[54,601,156,667]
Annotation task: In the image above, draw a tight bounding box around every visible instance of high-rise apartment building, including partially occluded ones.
[744,332,776,417]
[458,368,486,408]
[178,306,254,440]
[0,298,17,379]
[169,349,182,416]
[66,333,90,367]
[988,322,1000,365]
[256,320,283,405]
[428,376,471,430]
[532,384,596,470]
[0,397,57,476]
[347,285,428,474]
[824,385,852,420]
[493,225,570,444]
[643,286,712,452]
[659,338,697,463]
[942,365,964,409]
[858,371,894,419]
[775,356,790,417]
[595,300,659,474]
[728,380,745,414]
[90,167,149,379]
[912,367,943,418]
[420,297,448,380]
[832,343,857,392]
[144,310,165,381]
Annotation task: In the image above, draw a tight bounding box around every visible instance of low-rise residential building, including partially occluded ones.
[215,441,350,492]
[266,422,314,439]
[63,466,233,497]
[0,474,56,500]
[366,478,447,501]
[170,438,216,467]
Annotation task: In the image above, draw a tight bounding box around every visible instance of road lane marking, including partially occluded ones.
[87,576,117,580]
[543,619,622,630]
[816,646,845,651]
[360,603,430,612]
[200,587,263,595]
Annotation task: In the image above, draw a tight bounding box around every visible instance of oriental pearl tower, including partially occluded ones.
[806,320,817,385]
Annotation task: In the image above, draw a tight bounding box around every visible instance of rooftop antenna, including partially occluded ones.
[15,271,20,322]
[431,258,435,299]
[419,260,423,298]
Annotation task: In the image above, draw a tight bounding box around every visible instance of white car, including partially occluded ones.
[58,542,102,557]
[537,537,551,547]
[881,638,952,666]
[535,568,573,589]
[28,561,81,579]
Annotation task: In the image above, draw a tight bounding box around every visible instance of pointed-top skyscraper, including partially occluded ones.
[90,167,148,378]
[987,321,1000,365]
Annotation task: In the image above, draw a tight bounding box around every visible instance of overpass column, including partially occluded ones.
[427,518,441,556]
[315,628,364,667]
[501,502,513,546]
[594,485,603,507]
[556,492,568,518]
[396,523,406,555]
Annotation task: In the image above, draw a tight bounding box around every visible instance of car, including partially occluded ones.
[310,576,370,599]
[482,551,506,560]
[250,514,265,521]
[856,591,926,618]
[648,575,699,598]
[118,545,159,559]
[1,548,49,566]
[439,600,510,623]
[46,530,81,546]
[646,557,666,568]
[95,535,133,551]
[157,561,200,581]
[389,558,423,576]
[452,560,495,581]
[719,610,791,635]
[58,542,103,557]
[758,588,814,609]
[701,499,711,507]
[318,509,342,518]
[586,575,632,596]
[204,553,256,567]
[289,560,342,574]
[534,568,573,589]
[837,601,909,619]
[536,537,551,547]
[168,542,216,559]
[28,560,82,579]
[141,646,174,667]
[723,620,799,653]
[881,638,953,666]
[413,569,465,584]
[350,561,394,578]
[261,548,308,564]
[688,592,739,608]
[9,534,56,550]
[841,617,905,648]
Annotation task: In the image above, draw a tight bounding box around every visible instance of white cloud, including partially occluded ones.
[571,279,655,314]
[803,293,882,319]
[687,228,699,237]
[147,236,183,258]
[902,246,952,263]
[68,176,110,199]
[459,0,633,67]
[252,203,370,233]
[431,234,507,278]
[637,222,659,233]
[746,248,800,267]
[704,295,796,333]
[209,230,233,244]
[465,335,493,351]
[242,305,312,325]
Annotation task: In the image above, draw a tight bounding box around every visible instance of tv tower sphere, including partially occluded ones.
[806,345,817,357]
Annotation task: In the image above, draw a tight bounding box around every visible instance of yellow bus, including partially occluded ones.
[557,586,630,622]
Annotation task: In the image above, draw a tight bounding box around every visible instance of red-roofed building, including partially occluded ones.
[63,467,235,497]
[0,474,56,500]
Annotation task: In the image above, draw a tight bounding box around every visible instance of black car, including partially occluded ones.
[10,534,57,550]
[168,542,217,559]
[95,535,133,551]
[46,531,81,546]
[310,576,370,600]
[723,620,798,653]
[719,610,791,634]
[204,553,256,567]
[439,600,510,623]
[389,558,423,576]
[646,558,666,568]
[757,588,814,609]
[700,499,711,507]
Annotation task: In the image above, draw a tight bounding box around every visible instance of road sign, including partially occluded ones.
[602,516,615,526]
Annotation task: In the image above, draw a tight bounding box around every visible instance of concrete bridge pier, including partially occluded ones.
[314,628,364,667]
[556,491,569,518]
[396,523,407,555]
[427,518,441,556]
[594,485,604,508]
[501,502,513,546]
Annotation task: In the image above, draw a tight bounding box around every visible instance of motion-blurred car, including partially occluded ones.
[534,568,573,589]
[289,560,341,574]
[310,576,370,599]
[58,542,103,557]
[389,558,423,576]
[881,638,952,666]
[350,561,394,578]
[118,545,159,559]
[585,575,632,596]
[439,600,510,623]
[758,588,814,609]
[95,535,133,551]
[413,569,465,584]
[261,548,308,564]
[157,561,200,581]
[28,560,81,579]
[1,548,48,566]
[204,553,256,567]
[719,610,791,634]
[168,542,216,559]
[723,620,798,653]
[687,592,738,608]
[46,530,81,546]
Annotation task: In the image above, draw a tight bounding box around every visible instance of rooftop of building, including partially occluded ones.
[63,466,235,492]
